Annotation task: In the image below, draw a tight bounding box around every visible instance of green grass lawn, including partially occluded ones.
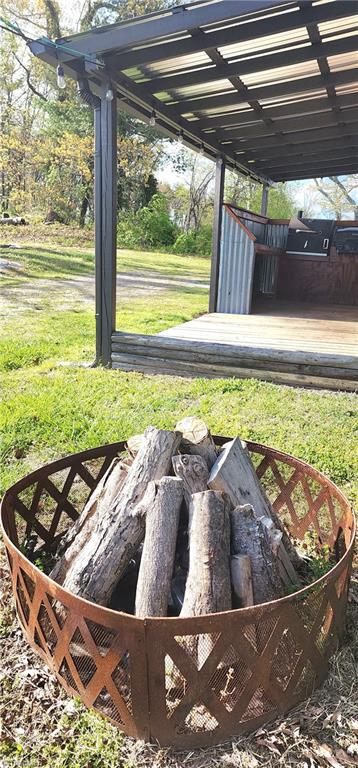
[0,239,357,768]
[1,242,209,370]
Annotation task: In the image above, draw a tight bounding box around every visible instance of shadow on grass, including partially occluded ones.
[7,246,94,279]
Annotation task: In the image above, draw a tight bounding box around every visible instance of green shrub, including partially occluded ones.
[117,211,141,249]
[172,231,197,254]
[117,194,177,249]
[172,224,212,256]
[194,223,212,255]
[139,193,177,247]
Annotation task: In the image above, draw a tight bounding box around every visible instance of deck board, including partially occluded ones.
[159,302,358,358]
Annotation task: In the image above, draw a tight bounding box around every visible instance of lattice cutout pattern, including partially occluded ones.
[2,442,353,747]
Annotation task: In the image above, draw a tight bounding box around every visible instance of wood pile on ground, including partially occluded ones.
[50,418,308,616]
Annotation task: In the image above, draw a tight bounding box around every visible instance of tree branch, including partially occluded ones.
[80,1,120,30]
[42,0,61,39]
[13,55,47,102]
[329,176,358,217]
[313,178,341,217]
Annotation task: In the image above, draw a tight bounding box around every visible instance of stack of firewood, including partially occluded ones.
[51,418,303,616]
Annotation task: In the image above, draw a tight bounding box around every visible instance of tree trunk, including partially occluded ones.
[181,490,231,616]
[230,554,254,607]
[230,504,283,604]
[208,437,301,576]
[175,416,217,469]
[52,427,181,606]
[79,194,89,228]
[135,476,183,617]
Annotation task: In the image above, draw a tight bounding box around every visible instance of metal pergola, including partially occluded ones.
[29,0,358,365]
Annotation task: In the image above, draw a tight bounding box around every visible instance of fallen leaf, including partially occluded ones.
[314,743,345,768]
[256,738,281,755]
[335,749,358,766]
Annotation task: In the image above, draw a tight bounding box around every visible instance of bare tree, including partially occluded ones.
[184,157,214,232]
[313,176,358,219]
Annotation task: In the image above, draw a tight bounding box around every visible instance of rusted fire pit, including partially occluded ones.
[1,438,355,748]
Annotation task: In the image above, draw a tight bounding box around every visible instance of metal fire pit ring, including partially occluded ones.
[1,437,355,748]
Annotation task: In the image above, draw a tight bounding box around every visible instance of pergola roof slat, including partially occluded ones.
[195,92,358,130]
[140,34,358,95]
[230,122,358,153]
[174,68,358,116]
[252,147,358,169]
[110,1,358,71]
[210,107,358,142]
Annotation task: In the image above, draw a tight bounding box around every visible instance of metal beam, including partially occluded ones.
[110,1,358,70]
[264,159,358,177]
[209,158,225,313]
[57,0,287,56]
[253,149,358,171]
[272,166,358,181]
[234,137,358,162]
[94,103,102,363]
[195,93,358,130]
[231,121,358,153]
[175,68,358,115]
[100,86,117,366]
[212,107,358,143]
[145,34,358,94]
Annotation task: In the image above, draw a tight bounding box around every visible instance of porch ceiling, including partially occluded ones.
[30,0,358,183]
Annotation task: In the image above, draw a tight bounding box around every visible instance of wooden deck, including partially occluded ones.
[111,302,358,391]
[160,302,358,356]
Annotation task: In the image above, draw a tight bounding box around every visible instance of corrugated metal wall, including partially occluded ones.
[258,224,288,293]
[217,210,290,313]
[265,222,289,249]
[217,207,255,314]
[255,253,279,294]
[243,219,266,241]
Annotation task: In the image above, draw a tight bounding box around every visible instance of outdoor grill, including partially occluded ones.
[1,437,355,748]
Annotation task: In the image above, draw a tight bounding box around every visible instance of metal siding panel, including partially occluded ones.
[217,209,254,314]
[242,218,266,242]
[265,223,288,248]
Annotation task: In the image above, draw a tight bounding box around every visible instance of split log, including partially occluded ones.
[181,490,231,617]
[135,476,183,617]
[230,554,254,607]
[208,437,301,577]
[172,453,209,526]
[230,504,283,604]
[179,490,231,669]
[175,416,217,469]
[51,457,128,583]
[51,426,181,606]
[172,454,209,505]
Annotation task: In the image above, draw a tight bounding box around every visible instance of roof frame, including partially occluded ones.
[29,0,358,183]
